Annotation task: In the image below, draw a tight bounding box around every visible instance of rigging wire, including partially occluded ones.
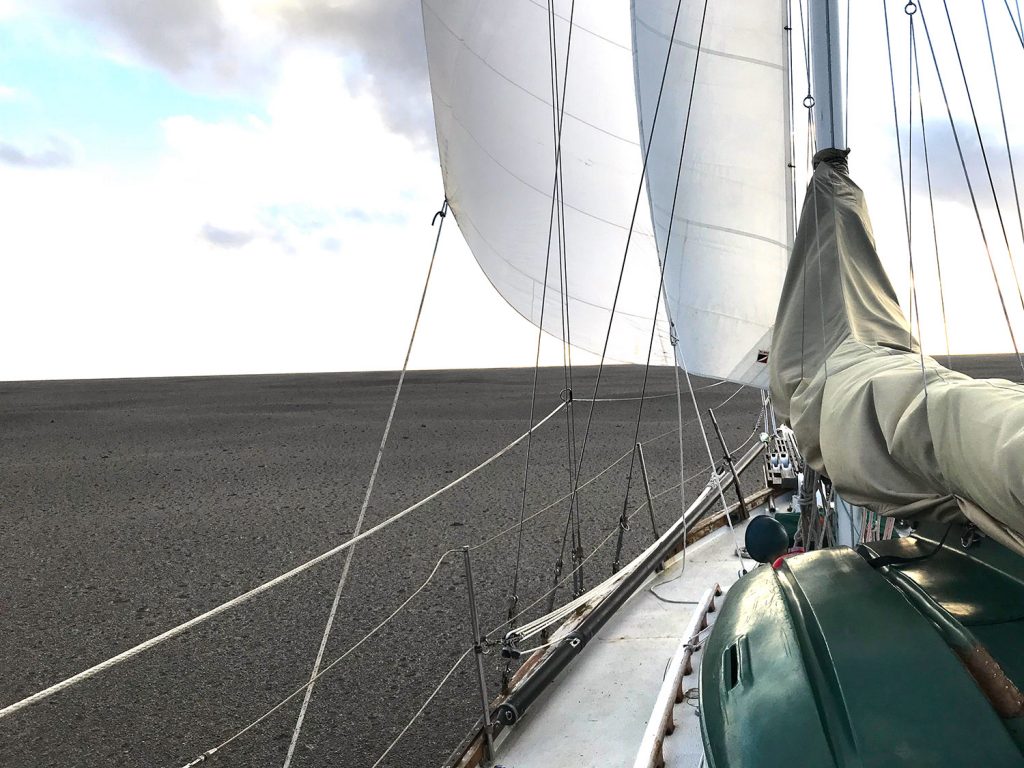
[0,401,566,722]
[179,550,460,767]
[506,0,578,636]
[785,0,800,237]
[938,0,1024,356]
[548,0,689,611]
[614,0,711,575]
[911,24,952,368]
[1005,0,1024,48]
[367,648,472,768]
[677,354,748,574]
[548,0,584,601]
[471,382,753,557]
[671,334,690,585]
[280,200,450,768]
[498,440,758,644]
[918,2,1024,375]
[574,381,725,403]
[882,0,916,349]
[178,386,758,765]
[905,10,930,398]
[982,0,1024,288]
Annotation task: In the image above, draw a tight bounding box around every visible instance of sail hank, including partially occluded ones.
[771,151,1024,556]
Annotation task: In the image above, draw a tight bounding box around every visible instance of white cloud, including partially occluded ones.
[48,0,434,141]
[0,43,589,380]
[0,135,74,168]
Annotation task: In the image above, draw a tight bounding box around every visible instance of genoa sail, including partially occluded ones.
[633,0,792,387]
[421,0,671,365]
[771,150,1024,555]
[422,0,793,379]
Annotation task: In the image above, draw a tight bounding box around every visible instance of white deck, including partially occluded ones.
[492,519,751,768]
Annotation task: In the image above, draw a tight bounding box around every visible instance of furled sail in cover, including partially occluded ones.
[771,150,1024,555]
[633,0,791,386]
[421,0,671,364]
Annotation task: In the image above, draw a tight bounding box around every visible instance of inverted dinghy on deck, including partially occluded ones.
[700,539,1024,767]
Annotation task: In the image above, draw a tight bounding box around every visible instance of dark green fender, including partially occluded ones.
[700,541,1024,767]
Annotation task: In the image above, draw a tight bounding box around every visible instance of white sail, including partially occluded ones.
[632,0,792,386]
[421,0,671,365]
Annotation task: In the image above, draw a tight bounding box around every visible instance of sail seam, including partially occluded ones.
[633,16,784,71]
[423,2,638,146]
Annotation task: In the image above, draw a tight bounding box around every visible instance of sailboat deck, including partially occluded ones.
[493,517,752,768]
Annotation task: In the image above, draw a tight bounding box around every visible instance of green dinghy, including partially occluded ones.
[701,524,1024,767]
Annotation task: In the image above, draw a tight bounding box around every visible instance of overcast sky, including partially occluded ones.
[0,0,1022,381]
[0,0,594,380]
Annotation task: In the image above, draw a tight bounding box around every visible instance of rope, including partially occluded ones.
[0,401,565,722]
[552,0,690,603]
[470,379,749,557]
[281,200,449,768]
[177,394,749,766]
[368,648,472,768]
[179,550,459,767]
[677,349,748,573]
[574,383,724,403]
[672,329,689,579]
[500,453,734,643]
[507,0,577,634]
[546,0,584,600]
[614,0,710,574]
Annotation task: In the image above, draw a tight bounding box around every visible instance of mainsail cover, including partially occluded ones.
[421,0,671,364]
[771,150,1024,555]
[633,0,791,386]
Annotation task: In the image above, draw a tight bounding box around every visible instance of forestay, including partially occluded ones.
[422,0,671,365]
[633,0,792,387]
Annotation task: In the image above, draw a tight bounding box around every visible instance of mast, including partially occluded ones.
[808,0,847,150]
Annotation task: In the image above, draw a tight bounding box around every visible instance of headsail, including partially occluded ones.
[421,0,670,365]
[633,0,792,386]
[772,150,1024,555]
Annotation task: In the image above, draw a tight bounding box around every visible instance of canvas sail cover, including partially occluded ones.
[771,150,1024,554]
[421,0,671,364]
[632,0,791,387]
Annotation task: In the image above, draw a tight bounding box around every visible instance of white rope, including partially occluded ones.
[281,206,448,768]
[508,478,722,643]
[671,331,690,584]
[368,648,472,768]
[470,381,744,555]
[179,550,459,767]
[0,402,565,723]
[573,380,725,403]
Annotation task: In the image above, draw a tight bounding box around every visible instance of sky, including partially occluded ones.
[0,0,1022,381]
[0,0,592,380]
